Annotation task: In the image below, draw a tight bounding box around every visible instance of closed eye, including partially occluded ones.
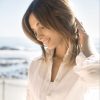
[31,29,37,37]
[31,24,45,38]
[33,30,37,37]
[34,31,37,37]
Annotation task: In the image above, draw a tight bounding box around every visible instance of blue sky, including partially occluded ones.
[0,0,99,39]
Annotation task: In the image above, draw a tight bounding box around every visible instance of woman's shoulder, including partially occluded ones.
[28,49,53,73]
[28,55,44,73]
[32,55,44,62]
[30,55,44,66]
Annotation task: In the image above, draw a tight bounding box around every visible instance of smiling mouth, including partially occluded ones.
[42,38,49,45]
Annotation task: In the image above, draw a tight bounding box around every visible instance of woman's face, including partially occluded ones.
[29,14,65,49]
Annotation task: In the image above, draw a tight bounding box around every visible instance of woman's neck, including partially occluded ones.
[54,41,68,59]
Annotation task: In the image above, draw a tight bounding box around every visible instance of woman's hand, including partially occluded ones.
[75,18,93,57]
[75,18,88,46]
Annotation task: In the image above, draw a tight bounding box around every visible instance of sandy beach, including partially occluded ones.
[0,78,27,100]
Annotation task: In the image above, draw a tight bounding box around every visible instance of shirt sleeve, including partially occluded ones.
[26,61,35,100]
[73,52,100,86]
[26,56,43,100]
[26,81,34,100]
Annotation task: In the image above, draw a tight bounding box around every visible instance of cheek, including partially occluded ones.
[46,30,63,48]
[50,35,63,46]
[53,33,63,42]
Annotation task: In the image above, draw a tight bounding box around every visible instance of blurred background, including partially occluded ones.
[0,0,99,100]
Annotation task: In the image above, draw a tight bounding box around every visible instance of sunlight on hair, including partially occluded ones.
[68,0,76,15]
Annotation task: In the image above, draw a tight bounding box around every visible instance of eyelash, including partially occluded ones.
[33,31,37,37]
[41,26,45,29]
[32,26,45,37]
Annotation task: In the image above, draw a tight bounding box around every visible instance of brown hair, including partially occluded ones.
[22,0,80,65]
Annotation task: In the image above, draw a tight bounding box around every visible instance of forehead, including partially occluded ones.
[29,13,39,29]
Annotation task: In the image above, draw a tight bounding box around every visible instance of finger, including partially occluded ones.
[75,18,86,33]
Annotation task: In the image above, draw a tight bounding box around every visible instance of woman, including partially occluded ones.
[22,0,100,100]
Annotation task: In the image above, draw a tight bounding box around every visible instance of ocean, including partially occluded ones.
[0,37,42,79]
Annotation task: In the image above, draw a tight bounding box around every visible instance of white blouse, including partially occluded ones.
[27,49,100,100]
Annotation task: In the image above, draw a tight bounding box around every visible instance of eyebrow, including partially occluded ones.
[36,22,39,26]
[31,22,40,31]
[36,22,40,26]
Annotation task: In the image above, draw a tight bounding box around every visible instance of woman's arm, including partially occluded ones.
[26,83,33,100]
[26,59,38,100]
[74,19,100,86]
[26,68,34,100]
